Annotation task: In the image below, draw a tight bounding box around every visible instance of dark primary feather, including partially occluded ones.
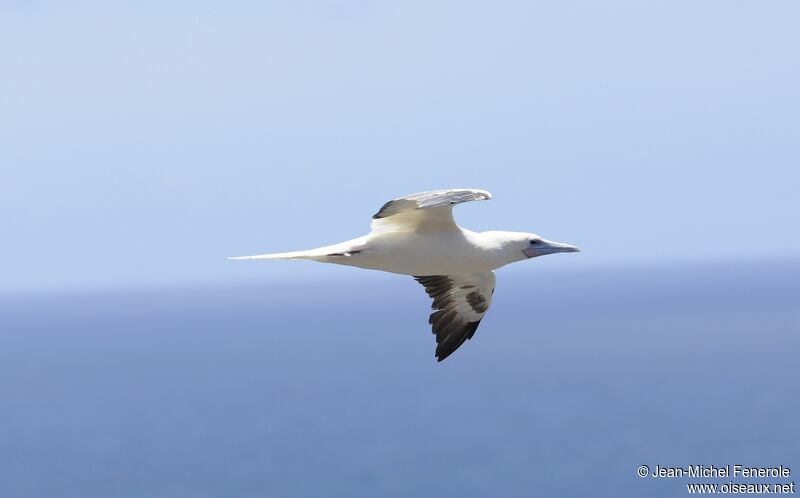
[414,275,492,362]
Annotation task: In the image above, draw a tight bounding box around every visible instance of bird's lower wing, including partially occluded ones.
[414,271,495,362]
[370,188,491,234]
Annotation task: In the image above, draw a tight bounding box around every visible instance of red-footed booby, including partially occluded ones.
[231,189,579,361]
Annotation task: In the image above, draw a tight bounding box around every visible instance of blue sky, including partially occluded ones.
[1,1,798,293]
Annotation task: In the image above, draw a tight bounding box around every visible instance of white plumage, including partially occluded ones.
[231,189,579,361]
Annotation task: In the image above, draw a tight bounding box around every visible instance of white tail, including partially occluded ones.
[228,249,319,261]
[229,237,369,262]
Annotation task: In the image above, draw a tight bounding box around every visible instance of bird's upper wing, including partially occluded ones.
[370,189,491,234]
[414,271,495,362]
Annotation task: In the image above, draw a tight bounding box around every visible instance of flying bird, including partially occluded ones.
[231,189,579,361]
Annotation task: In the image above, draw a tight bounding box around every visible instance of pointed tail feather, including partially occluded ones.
[228,249,319,261]
[229,237,369,262]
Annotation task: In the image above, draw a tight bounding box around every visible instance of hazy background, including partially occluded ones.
[2,0,798,293]
[1,1,798,497]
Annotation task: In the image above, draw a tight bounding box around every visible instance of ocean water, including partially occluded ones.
[1,261,798,498]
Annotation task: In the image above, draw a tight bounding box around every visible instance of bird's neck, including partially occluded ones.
[467,230,528,269]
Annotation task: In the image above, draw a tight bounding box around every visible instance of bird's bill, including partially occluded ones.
[523,239,581,258]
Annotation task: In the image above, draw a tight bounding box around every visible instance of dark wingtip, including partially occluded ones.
[372,200,394,219]
[434,320,482,362]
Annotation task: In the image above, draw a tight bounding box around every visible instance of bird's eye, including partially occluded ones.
[530,240,539,245]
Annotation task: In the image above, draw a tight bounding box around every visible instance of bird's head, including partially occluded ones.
[481,231,580,265]
[521,233,581,259]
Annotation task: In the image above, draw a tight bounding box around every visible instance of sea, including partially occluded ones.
[1,261,798,498]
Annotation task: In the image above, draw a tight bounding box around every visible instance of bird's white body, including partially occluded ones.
[293,229,526,276]
[231,189,579,361]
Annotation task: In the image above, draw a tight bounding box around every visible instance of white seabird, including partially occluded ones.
[231,189,580,361]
